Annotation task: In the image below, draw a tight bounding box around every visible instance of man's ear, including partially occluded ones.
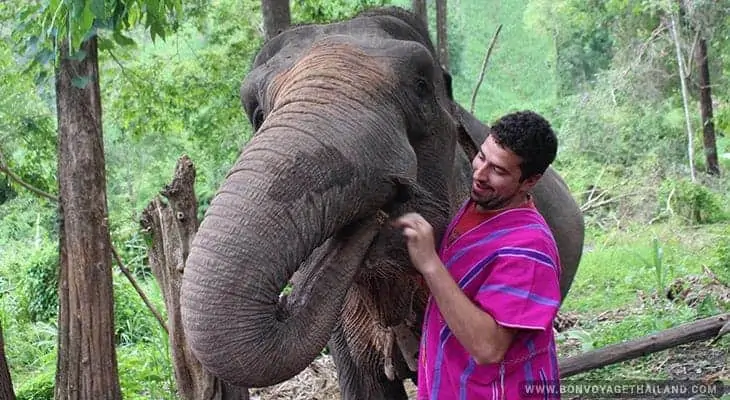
[521,173,542,192]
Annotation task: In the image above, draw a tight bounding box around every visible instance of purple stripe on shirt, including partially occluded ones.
[524,339,535,382]
[498,247,557,271]
[431,341,446,399]
[459,358,476,400]
[479,284,560,307]
[548,340,559,383]
[539,369,549,400]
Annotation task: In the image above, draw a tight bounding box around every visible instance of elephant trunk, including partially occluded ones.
[180,108,410,387]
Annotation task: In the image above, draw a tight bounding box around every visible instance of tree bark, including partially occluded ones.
[54,37,122,399]
[694,38,720,176]
[559,313,729,378]
[0,322,15,400]
[436,0,449,71]
[261,0,291,42]
[412,0,427,28]
[140,155,249,400]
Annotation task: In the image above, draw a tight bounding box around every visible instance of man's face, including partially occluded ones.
[471,135,539,211]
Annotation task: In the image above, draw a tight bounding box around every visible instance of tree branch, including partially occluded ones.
[0,146,58,202]
[111,246,168,334]
[470,24,502,115]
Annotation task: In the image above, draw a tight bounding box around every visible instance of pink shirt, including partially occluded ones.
[417,200,562,399]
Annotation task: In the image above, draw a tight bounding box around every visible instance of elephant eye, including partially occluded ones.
[414,77,430,98]
[252,107,265,132]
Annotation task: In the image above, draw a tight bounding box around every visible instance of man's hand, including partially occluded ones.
[392,212,440,273]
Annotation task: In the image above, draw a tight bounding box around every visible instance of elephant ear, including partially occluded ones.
[452,103,489,160]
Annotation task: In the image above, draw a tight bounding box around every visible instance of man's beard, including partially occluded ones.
[471,191,511,211]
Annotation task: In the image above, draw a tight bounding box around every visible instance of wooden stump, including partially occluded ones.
[140,155,248,400]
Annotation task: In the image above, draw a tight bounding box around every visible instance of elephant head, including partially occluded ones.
[180,7,467,388]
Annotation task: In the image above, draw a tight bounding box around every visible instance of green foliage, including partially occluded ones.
[113,273,165,345]
[631,237,670,296]
[711,226,730,285]
[11,0,184,61]
[0,39,57,195]
[117,338,176,399]
[291,0,391,24]
[3,321,57,390]
[658,177,728,224]
[550,74,689,169]
[526,0,614,95]
[16,244,59,323]
[15,366,55,400]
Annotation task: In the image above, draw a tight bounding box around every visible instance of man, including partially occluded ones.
[394,110,562,399]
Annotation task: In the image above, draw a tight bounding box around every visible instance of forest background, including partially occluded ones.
[0,0,729,398]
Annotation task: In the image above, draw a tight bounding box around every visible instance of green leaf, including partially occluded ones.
[97,36,116,51]
[80,1,94,33]
[112,30,136,47]
[90,0,105,19]
[71,75,91,89]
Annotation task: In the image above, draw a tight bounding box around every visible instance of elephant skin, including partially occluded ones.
[180,6,585,400]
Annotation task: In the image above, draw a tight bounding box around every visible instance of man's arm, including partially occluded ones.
[392,212,515,365]
[419,256,516,365]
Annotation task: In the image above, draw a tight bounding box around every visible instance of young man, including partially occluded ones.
[394,110,562,399]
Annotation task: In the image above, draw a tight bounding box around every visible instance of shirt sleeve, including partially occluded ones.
[474,247,561,331]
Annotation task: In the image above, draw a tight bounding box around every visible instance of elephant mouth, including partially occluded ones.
[283,207,397,311]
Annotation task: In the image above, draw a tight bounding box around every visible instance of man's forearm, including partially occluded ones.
[421,258,513,364]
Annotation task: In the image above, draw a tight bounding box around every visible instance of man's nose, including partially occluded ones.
[473,163,489,181]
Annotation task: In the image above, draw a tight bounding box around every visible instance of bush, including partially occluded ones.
[657,178,728,225]
[113,272,165,346]
[16,243,58,323]
[711,226,730,285]
[15,367,55,400]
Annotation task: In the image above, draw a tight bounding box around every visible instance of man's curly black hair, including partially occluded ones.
[489,110,558,181]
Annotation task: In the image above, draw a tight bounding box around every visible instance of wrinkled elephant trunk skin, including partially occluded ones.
[180,118,408,387]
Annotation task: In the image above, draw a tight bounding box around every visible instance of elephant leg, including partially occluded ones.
[328,319,409,400]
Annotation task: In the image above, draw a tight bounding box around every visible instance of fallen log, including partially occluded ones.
[559,313,729,378]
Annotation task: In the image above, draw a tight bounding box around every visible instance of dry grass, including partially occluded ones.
[248,355,418,400]
[248,356,341,400]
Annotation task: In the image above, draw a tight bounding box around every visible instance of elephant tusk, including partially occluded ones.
[394,323,420,372]
[383,326,396,381]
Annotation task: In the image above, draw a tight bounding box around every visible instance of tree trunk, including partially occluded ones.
[436,0,449,71]
[694,38,720,176]
[54,37,122,399]
[412,0,427,28]
[261,0,291,42]
[0,322,15,400]
[140,156,249,400]
[668,13,696,182]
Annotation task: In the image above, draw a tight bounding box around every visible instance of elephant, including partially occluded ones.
[180,6,584,400]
